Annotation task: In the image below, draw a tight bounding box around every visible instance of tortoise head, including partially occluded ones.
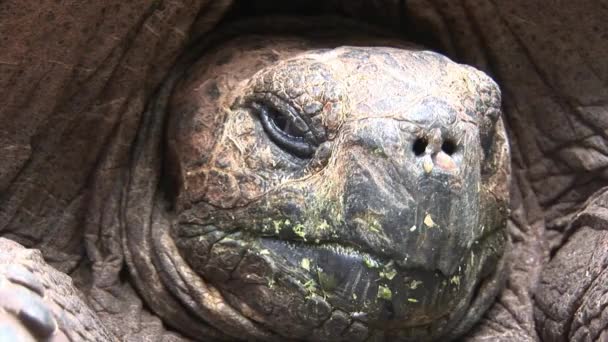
[161,30,510,341]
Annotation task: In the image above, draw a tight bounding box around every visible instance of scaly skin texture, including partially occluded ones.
[157,27,509,340]
[1,1,607,342]
[1,16,510,341]
[0,238,114,341]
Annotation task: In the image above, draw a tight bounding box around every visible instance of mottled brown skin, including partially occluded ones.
[1,1,608,342]
[1,16,510,341]
[160,29,509,341]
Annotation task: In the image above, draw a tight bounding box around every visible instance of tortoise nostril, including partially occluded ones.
[413,138,428,156]
[441,140,457,155]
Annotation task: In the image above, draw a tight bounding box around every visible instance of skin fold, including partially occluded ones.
[0,1,607,341]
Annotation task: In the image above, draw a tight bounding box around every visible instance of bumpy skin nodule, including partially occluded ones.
[142,29,510,341]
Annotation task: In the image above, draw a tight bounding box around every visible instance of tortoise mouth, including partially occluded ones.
[175,217,504,328]
[171,203,507,341]
[257,237,458,326]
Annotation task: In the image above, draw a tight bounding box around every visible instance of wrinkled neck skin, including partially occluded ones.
[123,16,510,341]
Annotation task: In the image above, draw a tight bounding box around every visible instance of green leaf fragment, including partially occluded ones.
[377,285,392,300]
[379,261,397,280]
[363,255,380,269]
[273,221,282,234]
[317,220,330,231]
[301,258,310,271]
[293,224,307,241]
[409,280,423,290]
[369,218,382,233]
[303,280,317,294]
[424,214,436,228]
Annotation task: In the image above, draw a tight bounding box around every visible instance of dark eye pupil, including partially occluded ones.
[251,102,316,158]
[267,107,301,137]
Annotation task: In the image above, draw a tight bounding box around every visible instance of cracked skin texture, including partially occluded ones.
[159,29,509,341]
[0,1,607,341]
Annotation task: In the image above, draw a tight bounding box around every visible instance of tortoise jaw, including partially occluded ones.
[174,216,505,309]
[254,233,488,320]
[251,228,507,338]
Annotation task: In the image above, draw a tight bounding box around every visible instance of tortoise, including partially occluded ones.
[0,1,606,341]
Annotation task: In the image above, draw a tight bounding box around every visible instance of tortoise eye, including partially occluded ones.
[251,102,316,158]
